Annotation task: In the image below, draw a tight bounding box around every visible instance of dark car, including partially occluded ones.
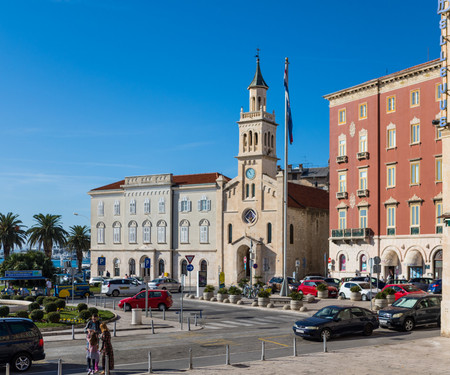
[409,277,434,292]
[0,318,45,371]
[351,276,386,289]
[378,294,441,331]
[293,305,379,340]
[323,278,340,288]
[428,279,442,294]
[267,276,299,292]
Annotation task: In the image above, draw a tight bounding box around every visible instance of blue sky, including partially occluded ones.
[0,0,441,232]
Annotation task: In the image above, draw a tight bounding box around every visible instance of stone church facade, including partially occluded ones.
[88,59,329,286]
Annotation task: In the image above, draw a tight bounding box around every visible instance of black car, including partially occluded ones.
[351,276,386,289]
[293,305,379,340]
[408,277,434,292]
[0,318,45,371]
[323,278,340,288]
[378,294,441,332]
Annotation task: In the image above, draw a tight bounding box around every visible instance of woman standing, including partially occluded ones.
[100,322,114,374]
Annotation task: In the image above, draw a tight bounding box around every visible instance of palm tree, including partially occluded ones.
[67,225,90,272]
[27,214,68,259]
[0,212,27,259]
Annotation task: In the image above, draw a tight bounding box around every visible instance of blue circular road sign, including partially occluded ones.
[187,264,194,272]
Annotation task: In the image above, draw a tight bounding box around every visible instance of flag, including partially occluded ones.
[284,61,293,144]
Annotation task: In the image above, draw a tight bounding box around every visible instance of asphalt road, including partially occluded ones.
[11,296,441,375]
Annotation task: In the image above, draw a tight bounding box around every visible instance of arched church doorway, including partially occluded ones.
[237,245,251,282]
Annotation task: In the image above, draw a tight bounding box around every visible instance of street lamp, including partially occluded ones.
[73,212,89,220]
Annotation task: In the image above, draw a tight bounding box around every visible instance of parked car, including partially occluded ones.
[378,294,441,331]
[267,276,300,292]
[323,278,340,288]
[350,276,386,289]
[101,278,146,297]
[293,305,379,340]
[89,276,104,287]
[391,279,410,285]
[338,281,379,301]
[0,318,45,372]
[298,280,338,298]
[148,278,181,293]
[118,290,173,311]
[381,284,425,301]
[338,277,353,288]
[408,277,434,292]
[428,279,442,294]
[301,275,326,282]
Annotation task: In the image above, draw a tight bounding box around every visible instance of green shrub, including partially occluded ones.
[28,302,40,312]
[43,297,58,305]
[203,285,215,293]
[30,309,44,321]
[375,291,386,299]
[316,283,328,292]
[45,302,58,313]
[47,312,60,323]
[16,310,29,318]
[217,287,228,294]
[0,294,10,300]
[350,285,362,293]
[0,306,10,317]
[25,296,35,302]
[238,278,248,288]
[79,310,92,321]
[258,289,271,298]
[289,291,303,300]
[88,307,98,316]
[55,299,66,310]
[383,287,396,296]
[77,303,88,312]
[13,295,25,300]
[36,296,46,305]
[228,286,242,295]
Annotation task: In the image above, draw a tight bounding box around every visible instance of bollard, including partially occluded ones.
[261,341,265,361]
[95,296,97,307]
[148,351,153,374]
[72,324,75,340]
[57,358,62,375]
[123,303,126,313]
[103,298,106,308]
[5,363,10,375]
[225,344,230,365]
[178,312,181,323]
[188,317,191,331]
[323,333,328,353]
[194,314,197,326]
[199,310,202,319]
[188,347,193,370]
[113,300,116,311]
[293,337,297,357]
[65,296,68,305]
[162,308,165,320]
[86,295,89,305]
[113,321,117,337]
[151,320,155,334]
[105,354,110,375]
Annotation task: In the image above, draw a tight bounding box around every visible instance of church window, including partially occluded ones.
[264,133,267,146]
[258,96,261,110]
[243,133,247,152]
[255,132,258,147]
[267,222,272,243]
[245,184,249,198]
[271,134,274,148]
[251,97,255,111]
[289,224,294,244]
[249,131,253,146]
[243,209,257,225]
[251,183,255,197]
[228,224,232,243]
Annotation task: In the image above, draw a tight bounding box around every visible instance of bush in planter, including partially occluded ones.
[79,310,92,321]
[350,285,362,293]
[0,306,10,317]
[16,310,29,318]
[383,287,395,295]
[217,287,228,295]
[375,291,387,299]
[204,285,215,293]
[258,289,271,298]
[45,302,58,313]
[47,311,60,323]
[316,283,328,292]
[238,278,248,288]
[228,286,242,295]
[36,296,46,305]
[28,302,40,312]
[77,303,88,312]
[88,307,99,316]
[55,299,66,310]
[25,296,35,302]
[30,309,44,321]
[1,294,10,300]
[13,295,25,300]
[43,296,58,305]
[253,276,264,287]
[289,291,303,300]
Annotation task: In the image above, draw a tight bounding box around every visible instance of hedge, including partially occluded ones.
[45,302,58,313]
[79,310,92,321]
[0,306,10,317]
[47,312,60,323]
[16,310,29,318]
[77,303,88,312]
[28,302,40,312]
[30,309,44,321]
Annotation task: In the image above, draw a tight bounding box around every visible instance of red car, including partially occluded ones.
[118,290,173,311]
[381,284,425,301]
[297,280,338,298]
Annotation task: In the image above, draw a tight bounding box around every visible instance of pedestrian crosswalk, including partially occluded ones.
[204,315,294,330]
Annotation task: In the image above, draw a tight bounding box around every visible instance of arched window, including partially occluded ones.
[360,254,367,272]
[200,260,207,281]
[180,220,190,244]
[267,223,272,244]
[251,97,255,111]
[271,134,274,148]
[339,254,346,271]
[199,219,209,243]
[97,201,104,216]
[129,199,136,215]
[181,259,187,276]
[251,183,255,197]
[142,220,151,243]
[254,132,258,146]
[114,258,120,277]
[245,184,249,198]
[228,224,232,244]
[128,221,137,243]
[264,133,267,146]
[289,224,294,244]
[257,96,261,110]
[97,222,105,244]
[129,259,136,276]
[158,259,165,276]
[113,222,121,244]
[157,220,167,243]
[144,198,151,214]
[243,133,247,151]
[249,131,253,146]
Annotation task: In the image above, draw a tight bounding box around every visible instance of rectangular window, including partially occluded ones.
[437,201,443,226]
[359,208,367,229]
[387,206,396,228]
[410,162,420,184]
[129,200,136,215]
[410,203,420,227]
[158,198,165,214]
[98,201,104,217]
[144,199,151,214]
[180,226,189,243]
[198,197,211,211]
[359,169,367,190]
[97,227,105,244]
[338,108,346,125]
[387,165,396,188]
[143,226,151,243]
[436,157,442,182]
[200,225,209,243]
[437,127,443,140]
[338,209,346,230]
[410,89,420,107]
[387,128,396,148]
[387,95,396,113]
[359,103,367,120]
[411,123,420,144]
[129,227,136,243]
[114,201,120,216]
[338,172,347,192]
[436,83,442,101]
[338,139,346,156]
[157,226,166,243]
[359,134,367,152]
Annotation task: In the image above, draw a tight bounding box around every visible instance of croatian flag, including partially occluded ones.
[284,61,293,144]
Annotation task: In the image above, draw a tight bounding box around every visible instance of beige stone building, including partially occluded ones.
[88,59,329,286]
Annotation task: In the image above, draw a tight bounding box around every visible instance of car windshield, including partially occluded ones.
[359,283,371,289]
[151,279,163,283]
[403,285,421,292]
[392,298,418,308]
[314,307,341,319]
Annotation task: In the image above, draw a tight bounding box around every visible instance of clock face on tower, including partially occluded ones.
[246,168,256,180]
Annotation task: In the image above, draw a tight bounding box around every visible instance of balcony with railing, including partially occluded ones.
[336,155,348,163]
[331,228,373,241]
[357,189,369,198]
[357,151,369,160]
[336,191,348,199]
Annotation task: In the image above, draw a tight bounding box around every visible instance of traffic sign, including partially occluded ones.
[185,255,195,264]
[144,258,151,269]
[374,256,381,265]
[98,257,106,266]
[328,257,331,263]
[243,256,247,264]
[373,265,381,274]
[187,264,194,272]
[253,263,258,269]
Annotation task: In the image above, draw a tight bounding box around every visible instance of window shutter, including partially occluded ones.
[179,200,182,212]
[207,200,211,211]
[198,200,202,211]
[188,200,192,212]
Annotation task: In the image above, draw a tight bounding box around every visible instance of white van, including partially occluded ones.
[101,278,145,297]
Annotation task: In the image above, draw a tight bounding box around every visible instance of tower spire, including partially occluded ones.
[248,52,268,89]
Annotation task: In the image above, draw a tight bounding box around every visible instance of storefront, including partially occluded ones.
[405,250,424,279]
[434,250,443,279]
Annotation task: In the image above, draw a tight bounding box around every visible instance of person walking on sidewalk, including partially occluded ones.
[100,322,114,374]
[86,331,100,374]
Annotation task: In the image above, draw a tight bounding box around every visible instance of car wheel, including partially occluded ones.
[12,352,32,372]
[339,292,346,299]
[158,303,167,311]
[112,290,119,297]
[161,287,166,290]
[320,328,332,341]
[125,303,132,312]
[403,318,415,332]
[363,323,373,336]
[361,294,368,301]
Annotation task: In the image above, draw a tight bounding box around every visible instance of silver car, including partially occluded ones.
[148,278,181,293]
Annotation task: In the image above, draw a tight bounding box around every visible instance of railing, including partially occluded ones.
[330,228,372,240]
[357,151,369,160]
[240,111,275,122]
[357,189,369,197]
[336,191,348,199]
[336,155,348,163]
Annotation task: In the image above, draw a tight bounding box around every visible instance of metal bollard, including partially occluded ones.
[162,308,165,320]
[95,296,97,307]
[225,344,230,365]
[148,351,153,374]
[103,298,106,308]
[261,341,265,361]
[113,321,117,337]
[65,296,68,305]
[188,347,193,370]
[123,303,126,312]
[72,324,75,340]
[105,354,110,375]
[57,358,62,375]
[151,320,154,334]
[199,310,202,319]
[5,363,10,375]
[86,295,89,305]
[323,333,328,353]
[187,317,191,331]
[293,337,297,357]
[194,314,197,326]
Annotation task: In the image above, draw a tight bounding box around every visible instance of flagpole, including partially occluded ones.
[280,57,289,297]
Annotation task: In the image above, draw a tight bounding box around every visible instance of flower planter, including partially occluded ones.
[350,292,362,301]
[217,293,228,302]
[375,298,388,309]
[258,297,270,307]
[386,295,395,305]
[203,292,214,301]
[229,295,241,304]
[290,300,303,310]
[317,290,328,299]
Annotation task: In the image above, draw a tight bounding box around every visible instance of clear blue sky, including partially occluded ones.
[0,0,441,232]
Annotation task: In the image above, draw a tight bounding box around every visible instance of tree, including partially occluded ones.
[67,225,90,272]
[27,214,68,259]
[0,212,27,259]
[0,251,56,281]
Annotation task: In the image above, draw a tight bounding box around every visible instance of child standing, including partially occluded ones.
[86,331,100,374]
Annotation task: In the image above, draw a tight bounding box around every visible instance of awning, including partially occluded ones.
[381,250,399,266]
[405,250,423,267]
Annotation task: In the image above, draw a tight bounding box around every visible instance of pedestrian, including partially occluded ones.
[100,322,114,374]
[84,314,101,335]
[106,270,110,278]
[45,279,52,297]
[380,275,385,282]
[125,273,129,279]
[86,331,100,374]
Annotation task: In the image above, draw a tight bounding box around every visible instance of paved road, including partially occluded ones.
[10,296,440,375]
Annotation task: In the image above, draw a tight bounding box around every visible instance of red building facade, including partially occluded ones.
[325,60,443,280]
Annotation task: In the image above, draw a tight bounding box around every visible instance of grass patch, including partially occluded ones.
[90,286,101,294]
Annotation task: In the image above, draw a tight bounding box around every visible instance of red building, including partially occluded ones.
[324,60,443,280]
